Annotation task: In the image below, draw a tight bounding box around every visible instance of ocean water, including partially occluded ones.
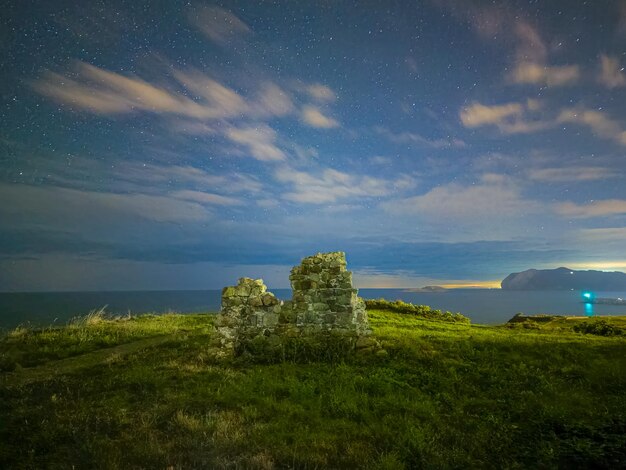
[1,288,626,330]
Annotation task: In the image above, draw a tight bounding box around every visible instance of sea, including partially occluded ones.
[1,288,626,330]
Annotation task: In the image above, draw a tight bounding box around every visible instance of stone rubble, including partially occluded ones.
[210,252,375,358]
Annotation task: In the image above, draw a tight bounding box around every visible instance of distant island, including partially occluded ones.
[501,267,626,291]
[404,286,448,292]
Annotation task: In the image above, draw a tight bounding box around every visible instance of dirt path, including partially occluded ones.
[2,333,180,387]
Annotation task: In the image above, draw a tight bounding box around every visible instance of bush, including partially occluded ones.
[573,320,623,337]
[364,298,469,323]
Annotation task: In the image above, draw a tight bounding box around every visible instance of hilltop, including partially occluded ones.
[1,305,626,468]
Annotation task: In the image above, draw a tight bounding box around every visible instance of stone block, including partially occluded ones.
[249,296,263,307]
[262,293,278,306]
[222,286,236,298]
[264,312,279,327]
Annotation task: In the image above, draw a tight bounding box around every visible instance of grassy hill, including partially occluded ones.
[1,306,626,469]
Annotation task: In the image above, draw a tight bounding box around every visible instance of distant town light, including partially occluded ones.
[582,291,594,302]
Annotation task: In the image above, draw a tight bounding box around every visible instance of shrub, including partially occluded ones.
[364,298,469,323]
[573,320,623,337]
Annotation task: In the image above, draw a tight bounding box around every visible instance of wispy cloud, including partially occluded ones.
[513,20,547,63]
[117,163,264,194]
[435,3,547,71]
[33,61,341,167]
[432,3,577,87]
[225,125,286,161]
[557,108,626,146]
[35,62,300,124]
[171,190,242,206]
[565,260,626,271]
[459,100,552,134]
[300,105,340,128]
[188,5,252,46]
[557,199,626,218]
[460,102,523,127]
[578,227,626,242]
[509,62,580,86]
[253,83,295,117]
[528,166,617,182]
[34,62,241,118]
[274,165,410,204]
[383,174,542,227]
[304,84,336,102]
[375,126,465,148]
[171,69,248,117]
[0,183,211,225]
[598,54,626,88]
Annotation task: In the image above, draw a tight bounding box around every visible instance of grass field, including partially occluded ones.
[1,307,625,469]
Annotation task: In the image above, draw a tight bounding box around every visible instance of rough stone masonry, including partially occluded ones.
[211,252,377,358]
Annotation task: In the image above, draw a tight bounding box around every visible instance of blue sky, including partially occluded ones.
[1,0,626,291]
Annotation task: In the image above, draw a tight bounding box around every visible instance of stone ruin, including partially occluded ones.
[210,252,378,358]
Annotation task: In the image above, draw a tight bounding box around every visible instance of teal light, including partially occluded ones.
[582,291,594,302]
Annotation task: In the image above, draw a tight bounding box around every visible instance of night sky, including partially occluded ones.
[1,0,626,291]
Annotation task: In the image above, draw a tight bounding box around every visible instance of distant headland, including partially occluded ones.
[501,267,626,291]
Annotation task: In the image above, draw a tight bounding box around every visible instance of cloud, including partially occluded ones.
[404,181,528,218]
[274,166,408,204]
[0,183,211,226]
[431,2,577,89]
[528,166,617,182]
[225,124,286,161]
[188,5,251,46]
[577,228,626,242]
[0,255,293,291]
[459,100,552,134]
[172,190,242,206]
[383,175,541,223]
[514,21,548,63]
[430,3,546,61]
[370,156,392,165]
[460,102,522,127]
[557,108,626,146]
[34,62,241,119]
[304,84,336,102]
[34,62,297,124]
[565,261,626,271]
[598,54,626,88]
[252,83,295,117]
[171,69,248,117]
[353,266,500,289]
[556,200,626,218]
[374,126,465,148]
[430,0,507,38]
[300,105,340,128]
[509,62,580,86]
[117,163,264,194]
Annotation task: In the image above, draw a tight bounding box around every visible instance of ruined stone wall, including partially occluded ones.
[210,252,373,358]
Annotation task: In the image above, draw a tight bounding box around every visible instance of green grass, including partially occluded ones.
[364,298,469,323]
[0,308,212,370]
[1,307,626,468]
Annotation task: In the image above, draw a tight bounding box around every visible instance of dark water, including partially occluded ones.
[1,288,626,330]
